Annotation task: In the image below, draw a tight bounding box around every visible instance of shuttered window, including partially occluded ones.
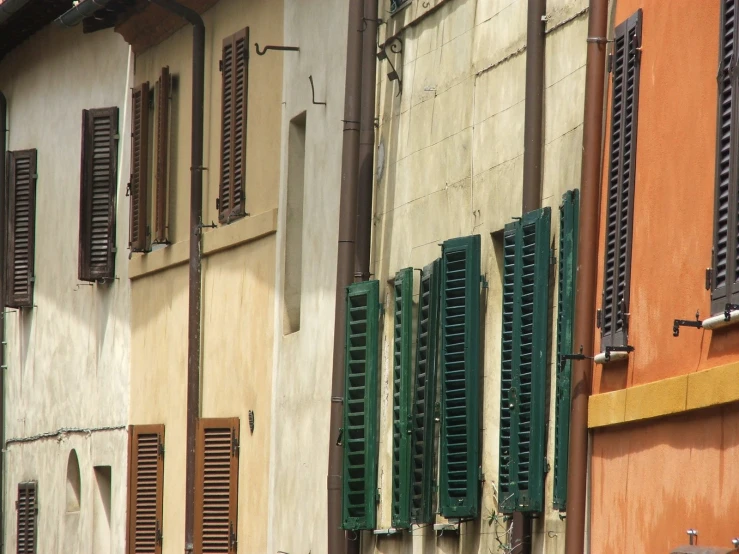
[341,280,379,531]
[553,191,579,512]
[195,418,239,554]
[713,0,739,313]
[410,259,440,525]
[6,150,37,309]
[498,208,551,514]
[601,10,642,348]
[439,235,480,519]
[127,425,164,554]
[155,67,171,244]
[219,28,249,224]
[16,482,37,554]
[130,83,150,253]
[391,268,413,529]
[79,107,119,282]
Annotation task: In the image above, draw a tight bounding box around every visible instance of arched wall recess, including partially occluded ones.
[66,450,81,513]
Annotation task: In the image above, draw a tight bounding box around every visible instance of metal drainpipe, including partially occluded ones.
[146,2,205,553]
[565,0,608,552]
[328,1,364,554]
[0,91,8,554]
[516,0,546,549]
[354,0,378,283]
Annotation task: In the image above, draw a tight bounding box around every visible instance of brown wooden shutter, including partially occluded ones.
[195,418,239,554]
[219,28,249,223]
[6,150,37,309]
[601,10,642,348]
[16,482,37,554]
[713,0,739,313]
[79,107,119,282]
[130,83,150,253]
[126,425,164,554]
[155,67,171,244]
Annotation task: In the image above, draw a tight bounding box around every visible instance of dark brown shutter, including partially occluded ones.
[713,0,739,313]
[6,150,37,309]
[195,418,239,554]
[79,107,119,282]
[601,10,642,348]
[130,83,150,253]
[219,28,249,223]
[155,67,171,244]
[16,482,37,554]
[126,425,164,554]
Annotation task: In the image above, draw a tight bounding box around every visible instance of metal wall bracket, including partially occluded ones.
[377,37,403,96]
[309,75,326,106]
[604,345,634,363]
[255,44,299,56]
[687,529,698,546]
[673,311,702,337]
[724,303,739,322]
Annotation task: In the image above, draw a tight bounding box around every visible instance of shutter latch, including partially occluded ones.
[158,442,165,458]
[232,430,240,456]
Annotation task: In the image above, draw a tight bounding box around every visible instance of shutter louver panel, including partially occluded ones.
[79,107,119,282]
[219,36,234,223]
[498,208,551,514]
[341,280,379,531]
[439,235,480,519]
[130,83,150,253]
[16,482,37,554]
[195,418,239,554]
[553,191,579,512]
[411,259,440,525]
[602,10,641,346]
[155,67,170,244]
[391,268,413,529]
[127,425,164,554]
[6,150,37,309]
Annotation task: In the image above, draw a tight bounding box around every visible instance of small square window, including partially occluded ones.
[390,0,412,14]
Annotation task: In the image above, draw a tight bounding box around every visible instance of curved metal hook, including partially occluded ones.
[377,37,403,96]
[255,43,300,56]
[309,75,326,106]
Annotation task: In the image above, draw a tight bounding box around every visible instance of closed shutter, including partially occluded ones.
[553,191,579,512]
[79,107,119,282]
[391,268,413,529]
[713,0,739,313]
[219,28,249,224]
[6,150,37,309]
[16,482,37,554]
[130,83,150,253]
[195,418,239,554]
[498,208,551,514]
[127,425,164,554]
[439,234,481,519]
[155,67,170,244]
[410,259,440,525]
[601,10,642,347]
[341,280,380,531]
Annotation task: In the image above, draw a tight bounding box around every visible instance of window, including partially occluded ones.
[155,67,171,244]
[553,190,579,512]
[498,209,550,514]
[127,425,164,554]
[79,107,119,282]
[439,234,480,519]
[713,0,739,314]
[195,418,239,554]
[130,82,151,253]
[341,280,379,531]
[16,482,37,554]
[390,0,411,13]
[391,268,413,529]
[600,10,642,348]
[219,28,250,224]
[6,149,37,308]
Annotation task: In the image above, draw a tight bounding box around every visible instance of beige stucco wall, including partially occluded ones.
[0,24,132,554]
[129,0,283,553]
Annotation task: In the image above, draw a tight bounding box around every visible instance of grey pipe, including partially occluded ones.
[0,0,31,25]
[0,90,7,554]
[55,0,114,27]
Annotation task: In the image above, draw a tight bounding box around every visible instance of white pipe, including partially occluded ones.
[593,350,629,365]
[702,310,739,330]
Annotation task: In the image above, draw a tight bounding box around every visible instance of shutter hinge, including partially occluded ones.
[434,401,441,423]
[113,133,120,141]
[632,33,642,63]
[158,442,165,458]
[232,431,240,456]
[126,182,131,197]
[156,521,163,545]
[379,302,385,317]
[216,197,221,211]
[336,427,343,446]
[479,466,485,482]
[607,52,613,73]
[596,308,602,329]
[376,488,381,504]
[545,460,551,474]
[480,275,488,290]
[219,59,223,72]
[705,268,713,291]
[229,522,237,551]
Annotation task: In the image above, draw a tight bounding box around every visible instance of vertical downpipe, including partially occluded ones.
[0,91,7,554]
[328,1,364,554]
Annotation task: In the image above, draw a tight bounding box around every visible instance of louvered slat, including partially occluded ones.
[16,482,37,554]
[155,67,170,244]
[128,425,164,554]
[410,260,440,524]
[219,38,233,223]
[130,83,150,253]
[6,150,37,309]
[342,280,379,531]
[439,235,480,519]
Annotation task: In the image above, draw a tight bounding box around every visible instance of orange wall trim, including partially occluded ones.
[588,361,739,427]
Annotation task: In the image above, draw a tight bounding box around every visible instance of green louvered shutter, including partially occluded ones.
[498,208,551,514]
[342,280,380,530]
[553,191,579,511]
[439,235,481,518]
[411,260,440,524]
[392,268,414,529]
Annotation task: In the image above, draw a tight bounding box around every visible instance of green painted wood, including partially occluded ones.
[341,280,380,530]
[440,235,481,519]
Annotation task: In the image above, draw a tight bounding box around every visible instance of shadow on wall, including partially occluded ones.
[64,449,81,552]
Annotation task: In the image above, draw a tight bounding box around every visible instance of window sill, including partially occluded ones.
[702,309,739,330]
[594,350,630,365]
[433,522,459,533]
[373,528,400,536]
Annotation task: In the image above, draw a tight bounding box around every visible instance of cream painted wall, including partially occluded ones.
[0,24,131,554]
